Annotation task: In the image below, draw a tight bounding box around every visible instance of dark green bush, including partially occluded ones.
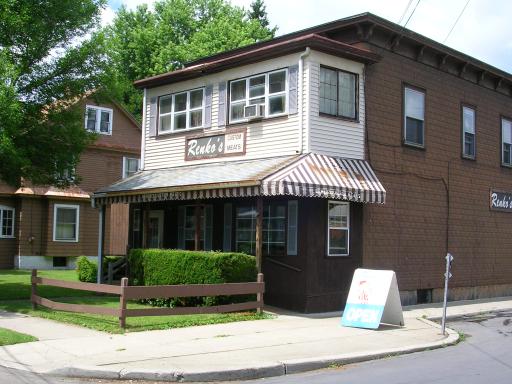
[76,256,97,283]
[128,249,257,307]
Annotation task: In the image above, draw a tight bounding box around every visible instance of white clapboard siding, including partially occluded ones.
[306,51,366,160]
[143,54,302,170]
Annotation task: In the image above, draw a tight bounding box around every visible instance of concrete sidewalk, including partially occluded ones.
[1,297,511,382]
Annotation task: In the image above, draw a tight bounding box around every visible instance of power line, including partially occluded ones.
[443,0,471,43]
[397,0,414,25]
[403,0,421,29]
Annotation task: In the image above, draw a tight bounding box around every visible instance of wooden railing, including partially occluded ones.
[30,270,264,328]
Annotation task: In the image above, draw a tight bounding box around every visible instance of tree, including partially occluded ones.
[0,0,108,187]
[105,0,277,119]
[247,0,276,34]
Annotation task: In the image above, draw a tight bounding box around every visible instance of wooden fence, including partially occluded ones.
[30,270,264,328]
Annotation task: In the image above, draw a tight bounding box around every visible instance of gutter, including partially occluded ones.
[298,47,311,154]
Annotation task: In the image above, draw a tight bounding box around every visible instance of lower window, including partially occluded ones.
[235,203,287,257]
[53,204,79,242]
[327,201,349,256]
[53,257,67,268]
[0,206,15,238]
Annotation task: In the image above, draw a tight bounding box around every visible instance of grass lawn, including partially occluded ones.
[0,327,38,346]
[0,269,89,300]
[0,270,271,333]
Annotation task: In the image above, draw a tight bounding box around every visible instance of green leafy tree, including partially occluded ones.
[0,0,108,187]
[105,0,277,119]
[247,0,276,33]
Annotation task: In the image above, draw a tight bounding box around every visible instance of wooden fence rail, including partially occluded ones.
[30,269,264,328]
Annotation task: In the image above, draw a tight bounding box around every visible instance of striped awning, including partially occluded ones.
[92,153,385,206]
[261,153,386,203]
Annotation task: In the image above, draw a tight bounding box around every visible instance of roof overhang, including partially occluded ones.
[134,34,380,88]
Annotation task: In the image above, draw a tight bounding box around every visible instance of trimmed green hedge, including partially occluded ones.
[76,256,126,283]
[76,256,97,283]
[128,249,257,307]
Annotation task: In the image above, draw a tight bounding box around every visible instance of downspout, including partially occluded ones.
[140,88,147,170]
[298,47,310,154]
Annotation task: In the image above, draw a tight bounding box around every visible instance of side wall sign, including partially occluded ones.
[341,268,404,329]
[490,190,512,212]
[185,129,246,161]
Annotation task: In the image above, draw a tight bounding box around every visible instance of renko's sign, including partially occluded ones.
[490,190,512,212]
[185,129,246,161]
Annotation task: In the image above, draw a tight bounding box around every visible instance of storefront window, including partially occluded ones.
[327,201,349,256]
[177,205,212,251]
[235,203,287,257]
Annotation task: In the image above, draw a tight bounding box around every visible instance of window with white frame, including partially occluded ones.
[158,88,204,133]
[319,67,357,119]
[85,105,113,134]
[462,106,476,159]
[502,117,512,166]
[229,69,287,123]
[53,204,79,242]
[0,206,15,238]
[327,201,349,256]
[403,86,425,147]
[123,157,140,178]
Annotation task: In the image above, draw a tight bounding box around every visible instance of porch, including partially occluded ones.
[92,153,386,312]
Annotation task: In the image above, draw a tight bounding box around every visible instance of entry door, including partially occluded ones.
[148,210,164,248]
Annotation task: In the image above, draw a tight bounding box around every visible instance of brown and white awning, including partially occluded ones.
[261,153,386,203]
[92,153,386,206]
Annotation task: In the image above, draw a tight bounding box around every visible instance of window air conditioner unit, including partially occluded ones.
[244,104,265,120]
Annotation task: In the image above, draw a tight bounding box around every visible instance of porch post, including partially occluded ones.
[143,203,149,248]
[194,204,201,250]
[255,197,263,273]
[97,204,106,284]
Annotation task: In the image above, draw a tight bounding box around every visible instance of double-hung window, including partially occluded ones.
[403,86,425,147]
[0,206,15,238]
[53,204,79,242]
[85,105,113,134]
[229,69,287,123]
[462,106,476,159]
[327,201,349,256]
[319,67,358,119]
[123,157,140,178]
[159,88,204,133]
[502,117,512,166]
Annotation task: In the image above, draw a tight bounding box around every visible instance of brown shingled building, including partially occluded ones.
[93,13,512,312]
[0,95,141,270]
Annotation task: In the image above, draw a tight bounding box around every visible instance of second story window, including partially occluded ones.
[462,105,476,159]
[403,86,425,147]
[319,67,357,120]
[159,88,204,133]
[502,117,512,166]
[229,69,287,123]
[123,157,140,178]
[85,105,113,135]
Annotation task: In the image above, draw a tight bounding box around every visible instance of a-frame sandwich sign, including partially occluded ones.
[341,268,404,329]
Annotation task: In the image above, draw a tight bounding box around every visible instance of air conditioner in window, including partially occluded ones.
[244,104,265,120]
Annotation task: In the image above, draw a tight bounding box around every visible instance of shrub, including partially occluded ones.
[76,256,97,283]
[128,249,257,307]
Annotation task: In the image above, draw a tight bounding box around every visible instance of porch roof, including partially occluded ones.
[92,154,386,206]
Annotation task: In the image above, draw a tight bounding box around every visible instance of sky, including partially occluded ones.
[104,0,512,74]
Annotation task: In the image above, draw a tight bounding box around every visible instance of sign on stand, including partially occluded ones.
[341,268,404,329]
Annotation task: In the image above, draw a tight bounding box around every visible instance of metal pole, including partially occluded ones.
[441,253,453,335]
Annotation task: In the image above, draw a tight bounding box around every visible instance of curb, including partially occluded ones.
[43,318,459,382]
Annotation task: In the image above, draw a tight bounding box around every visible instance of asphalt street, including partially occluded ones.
[247,310,512,384]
